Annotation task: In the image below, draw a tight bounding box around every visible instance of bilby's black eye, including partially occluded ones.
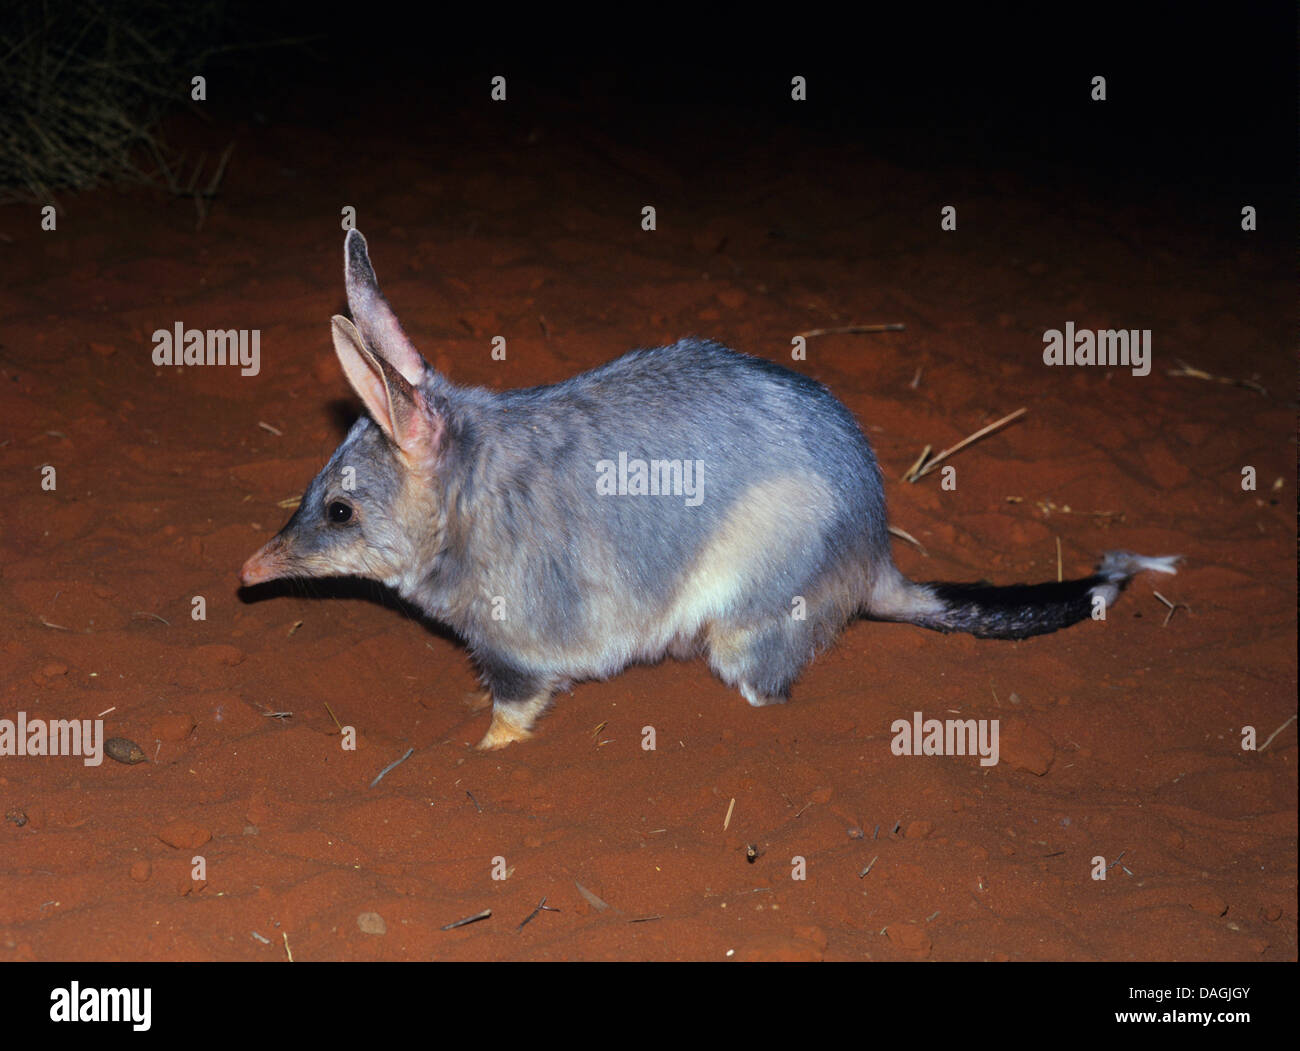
[327,500,354,524]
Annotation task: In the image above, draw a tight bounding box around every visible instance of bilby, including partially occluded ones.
[240,230,1179,749]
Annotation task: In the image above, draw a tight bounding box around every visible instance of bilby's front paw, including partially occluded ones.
[476,709,534,750]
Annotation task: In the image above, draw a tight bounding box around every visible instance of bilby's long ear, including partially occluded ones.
[344,228,428,386]
[331,315,444,461]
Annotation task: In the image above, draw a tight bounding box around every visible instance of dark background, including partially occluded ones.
[209,4,1296,209]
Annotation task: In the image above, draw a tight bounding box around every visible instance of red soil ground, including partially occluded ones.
[1,95,1294,961]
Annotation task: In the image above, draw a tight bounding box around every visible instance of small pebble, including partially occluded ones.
[357,912,387,935]
[158,820,211,850]
[105,738,148,765]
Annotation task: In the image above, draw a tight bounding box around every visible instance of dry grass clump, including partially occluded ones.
[0,1,227,203]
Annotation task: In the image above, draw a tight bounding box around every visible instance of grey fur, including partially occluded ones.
[240,230,1179,747]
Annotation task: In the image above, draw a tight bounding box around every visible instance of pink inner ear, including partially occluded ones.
[331,315,445,461]
[332,316,400,439]
[361,302,426,387]
[387,377,448,465]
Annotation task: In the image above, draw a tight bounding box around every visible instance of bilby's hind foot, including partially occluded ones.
[707,619,805,709]
[740,682,789,708]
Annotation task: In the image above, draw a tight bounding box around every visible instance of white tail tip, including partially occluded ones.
[1098,551,1182,580]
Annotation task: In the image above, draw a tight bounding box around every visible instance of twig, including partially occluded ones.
[723,797,735,831]
[888,524,927,556]
[205,140,234,197]
[441,909,491,931]
[1151,590,1190,627]
[1166,358,1267,396]
[369,746,415,788]
[516,896,560,932]
[1032,499,1125,521]
[190,140,235,230]
[796,323,905,338]
[904,408,1027,483]
[1258,714,1296,753]
[900,444,931,482]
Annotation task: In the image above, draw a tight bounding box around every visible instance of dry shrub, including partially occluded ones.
[0,1,230,203]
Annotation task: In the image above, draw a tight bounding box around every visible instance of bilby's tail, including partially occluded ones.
[869,551,1180,640]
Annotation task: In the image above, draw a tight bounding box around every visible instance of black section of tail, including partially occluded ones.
[916,576,1107,639]
[900,551,1181,641]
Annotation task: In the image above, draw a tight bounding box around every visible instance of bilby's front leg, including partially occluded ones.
[473,651,554,749]
[477,693,552,750]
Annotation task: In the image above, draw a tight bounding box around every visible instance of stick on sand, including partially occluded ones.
[795,323,905,339]
[904,408,1027,483]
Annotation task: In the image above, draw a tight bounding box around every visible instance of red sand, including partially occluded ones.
[1,106,1294,962]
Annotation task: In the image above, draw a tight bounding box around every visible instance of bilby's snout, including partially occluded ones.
[240,536,288,587]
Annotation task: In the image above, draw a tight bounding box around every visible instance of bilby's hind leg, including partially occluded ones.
[474,650,554,750]
[740,682,789,708]
[707,617,812,709]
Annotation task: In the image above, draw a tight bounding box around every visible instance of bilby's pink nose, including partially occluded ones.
[240,539,285,587]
